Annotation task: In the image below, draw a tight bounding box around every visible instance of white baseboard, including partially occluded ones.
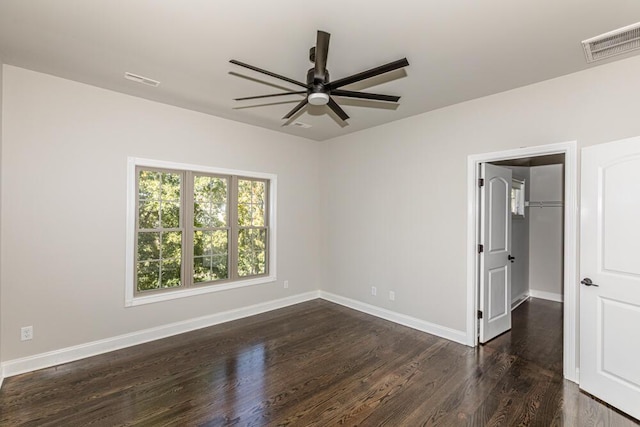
[511,292,530,310]
[529,289,563,303]
[1,291,320,379]
[319,291,468,346]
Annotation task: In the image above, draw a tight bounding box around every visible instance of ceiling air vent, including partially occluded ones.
[582,22,640,63]
[290,121,312,129]
[124,72,160,87]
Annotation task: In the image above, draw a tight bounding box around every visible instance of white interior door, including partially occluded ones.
[580,136,640,420]
[479,163,512,343]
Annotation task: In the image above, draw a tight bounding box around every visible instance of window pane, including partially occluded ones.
[161,201,180,228]
[194,176,228,203]
[138,200,160,229]
[238,179,252,204]
[161,172,181,200]
[193,255,228,283]
[212,255,228,279]
[211,230,228,256]
[138,169,182,230]
[193,230,205,257]
[210,178,228,203]
[138,170,160,200]
[238,228,267,277]
[193,257,211,283]
[193,230,228,283]
[137,260,160,291]
[252,203,265,227]
[238,202,251,227]
[194,202,210,228]
[194,202,227,228]
[162,231,182,260]
[194,176,228,227]
[160,259,182,288]
[137,232,160,261]
[252,181,265,204]
[238,179,266,227]
[212,203,227,227]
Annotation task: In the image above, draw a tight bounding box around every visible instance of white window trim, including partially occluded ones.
[125,157,277,307]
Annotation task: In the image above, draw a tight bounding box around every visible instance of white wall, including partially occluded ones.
[0,66,322,361]
[506,166,530,304]
[0,58,4,380]
[321,54,640,334]
[529,164,564,300]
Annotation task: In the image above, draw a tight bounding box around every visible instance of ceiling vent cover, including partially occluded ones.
[582,22,640,63]
[124,72,160,87]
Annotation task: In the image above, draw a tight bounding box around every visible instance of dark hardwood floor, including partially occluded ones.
[1,298,638,426]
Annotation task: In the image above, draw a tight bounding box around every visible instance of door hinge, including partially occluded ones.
[477,310,483,319]
[478,244,484,253]
[478,178,485,187]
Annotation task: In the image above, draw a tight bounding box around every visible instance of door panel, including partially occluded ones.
[479,163,512,343]
[488,266,507,320]
[489,178,508,252]
[580,136,640,420]
[600,298,640,388]
[602,157,640,276]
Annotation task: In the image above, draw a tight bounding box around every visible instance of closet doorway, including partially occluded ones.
[466,142,578,382]
[492,154,565,310]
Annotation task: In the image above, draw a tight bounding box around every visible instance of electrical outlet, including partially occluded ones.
[389,291,395,301]
[284,280,289,289]
[371,286,377,296]
[21,326,33,341]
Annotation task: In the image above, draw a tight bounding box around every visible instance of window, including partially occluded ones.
[511,178,525,218]
[126,159,276,306]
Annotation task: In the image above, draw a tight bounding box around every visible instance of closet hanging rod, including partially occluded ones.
[525,201,563,208]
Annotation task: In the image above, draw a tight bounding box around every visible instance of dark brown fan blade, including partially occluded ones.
[234,91,307,101]
[331,89,400,103]
[314,31,330,81]
[328,97,349,121]
[283,98,309,119]
[329,58,409,89]
[230,60,308,89]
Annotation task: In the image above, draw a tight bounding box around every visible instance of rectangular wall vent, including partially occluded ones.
[582,22,640,63]
[124,72,160,87]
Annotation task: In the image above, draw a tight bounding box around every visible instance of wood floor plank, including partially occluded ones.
[1,298,638,426]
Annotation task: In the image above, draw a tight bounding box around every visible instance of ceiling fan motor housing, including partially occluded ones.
[307,68,330,89]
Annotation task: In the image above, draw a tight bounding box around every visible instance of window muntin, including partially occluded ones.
[133,167,270,297]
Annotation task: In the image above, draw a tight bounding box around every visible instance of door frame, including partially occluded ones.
[466,141,578,383]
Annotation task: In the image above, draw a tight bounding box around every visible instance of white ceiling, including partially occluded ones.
[1,1,640,141]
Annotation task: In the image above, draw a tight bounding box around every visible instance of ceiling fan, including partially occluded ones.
[230,30,409,121]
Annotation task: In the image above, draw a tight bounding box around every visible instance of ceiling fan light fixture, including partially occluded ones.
[308,92,330,106]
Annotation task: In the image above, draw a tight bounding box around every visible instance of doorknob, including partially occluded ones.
[581,278,598,287]
[508,255,515,263]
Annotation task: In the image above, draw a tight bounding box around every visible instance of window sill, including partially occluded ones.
[125,275,276,307]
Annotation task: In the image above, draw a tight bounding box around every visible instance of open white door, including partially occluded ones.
[479,163,513,343]
[580,136,640,420]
